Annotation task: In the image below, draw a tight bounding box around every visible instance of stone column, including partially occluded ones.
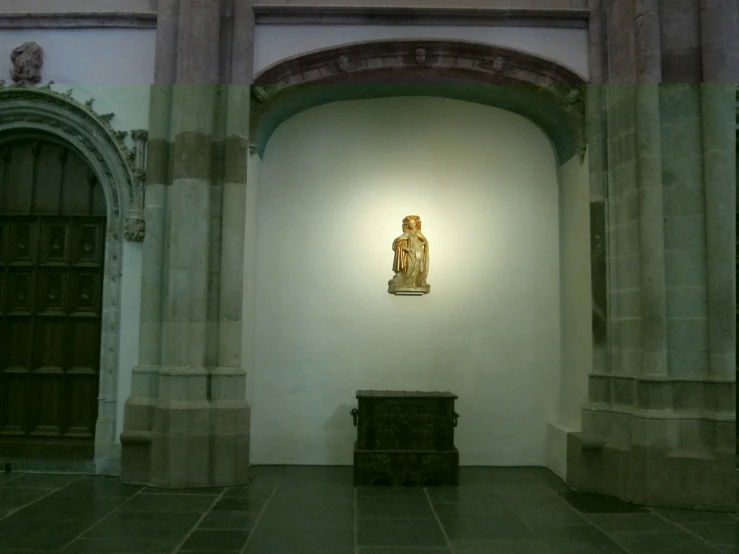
[634,0,667,377]
[701,84,736,379]
[208,86,251,484]
[121,0,253,487]
[699,0,739,82]
[569,0,736,511]
[120,84,172,483]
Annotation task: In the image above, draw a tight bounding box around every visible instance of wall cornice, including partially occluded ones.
[253,6,589,28]
[0,12,156,29]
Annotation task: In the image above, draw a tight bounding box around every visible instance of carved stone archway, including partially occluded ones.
[251,39,586,163]
[0,84,147,473]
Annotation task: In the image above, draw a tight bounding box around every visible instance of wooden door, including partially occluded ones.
[0,136,106,459]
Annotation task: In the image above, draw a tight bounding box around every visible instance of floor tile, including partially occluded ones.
[0,487,54,510]
[83,511,201,539]
[437,513,532,540]
[458,467,542,485]
[223,485,275,499]
[585,513,682,534]
[198,510,259,530]
[0,549,58,554]
[358,546,450,554]
[559,492,649,514]
[258,501,354,527]
[534,525,629,554]
[681,523,736,546]
[0,473,82,489]
[180,529,250,551]
[0,518,91,550]
[425,486,505,504]
[653,508,736,524]
[118,493,215,513]
[277,465,353,486]
[142,486,225,495]
[211,497,267,513]
[63,537,179,553]
[357,486,426,498]
[51,477,142,498]
[492,482,562,497]
[432,501,512,516]
[451,538,553,554]
[9,495,126,520]
[270,487,354,504]
[506,495,588,526]
[357,518,446,547]
[245,524,354,554]
[460,467,569,493]
[179,551,241,554]
[357,496,434,519]
[609,531,724,554]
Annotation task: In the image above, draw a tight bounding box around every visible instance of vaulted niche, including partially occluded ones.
[245,40,590,475]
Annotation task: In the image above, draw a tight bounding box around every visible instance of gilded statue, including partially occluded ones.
[388,215,430,294]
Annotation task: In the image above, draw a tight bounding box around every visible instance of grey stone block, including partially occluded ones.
[665,250,706,287]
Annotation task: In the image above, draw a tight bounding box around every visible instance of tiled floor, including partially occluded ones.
[0,466,735,553]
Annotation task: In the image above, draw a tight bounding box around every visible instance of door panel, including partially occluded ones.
[0,373,28,435]
[33,144,65,215]
[0,137,106,459]
[63,374,97,437]
[33,319,67,369]
[29,372,64,436]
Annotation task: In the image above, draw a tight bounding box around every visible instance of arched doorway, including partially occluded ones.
[0,134,106,460]
[0,86,145,473]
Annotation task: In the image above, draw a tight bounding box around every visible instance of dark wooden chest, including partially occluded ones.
[352,390,459,487]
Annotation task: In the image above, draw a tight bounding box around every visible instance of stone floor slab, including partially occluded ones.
[179,529,251,551]
[0,467,731,554]
[357,518,447,547]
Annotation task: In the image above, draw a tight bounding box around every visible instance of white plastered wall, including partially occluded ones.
[247,96,564,466]
[254,25,589,78]
[0,29,156,443]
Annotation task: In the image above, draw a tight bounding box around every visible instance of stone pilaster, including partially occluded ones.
[121,0,253,487]
[569,0,736,510]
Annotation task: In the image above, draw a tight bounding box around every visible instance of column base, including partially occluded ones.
[567,432,735,511]
[121,399,251,488]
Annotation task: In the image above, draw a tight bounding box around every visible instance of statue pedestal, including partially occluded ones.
[388,286,430,296]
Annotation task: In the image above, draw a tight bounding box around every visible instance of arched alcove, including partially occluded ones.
[0,85,146,473]
[245,39,592,474]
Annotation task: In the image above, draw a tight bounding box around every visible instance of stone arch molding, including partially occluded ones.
[0,83,147,471]
[0,84,147,241]
[251,39,587,163]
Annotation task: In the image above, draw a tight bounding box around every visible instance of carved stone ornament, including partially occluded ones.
[388,215,430,295]
[10,41,43,84]
[337,55,351,72]
[124,216,146,242]
[415,48,427,64]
